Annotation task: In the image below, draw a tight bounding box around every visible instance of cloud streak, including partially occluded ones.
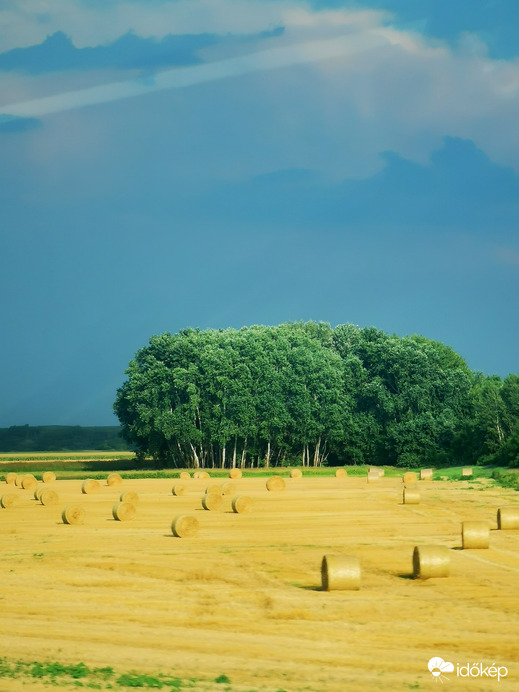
[0,32,387,118]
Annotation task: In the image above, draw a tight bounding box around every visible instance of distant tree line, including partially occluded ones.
[114,322,519,469]
[0,425,129,453]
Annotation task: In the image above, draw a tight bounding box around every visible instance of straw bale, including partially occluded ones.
[34,485,44,501]
[0,493,18,509]
[5,473,17,485]
[412,545,450,579]
[61,505,85,525]
[199,471,210,479]
[205,484,223,495]
[81,479,101,494]
[402,472,417,484]
[403,487,420,505]
[420,468,433,481]
[171,483,187,496]
[232,495,253,514]
[120,491,139,504]
[172,514,199,537]
[290,468,303,479]
[21,475,38,490]
[229,468,242,479]
[462,467,473,477]
[266,475,286,492]
[15,475,24,487]
[179,472,191,480]
[220,481,236,495]
[192,471,202,479]
[40,490,59,506]
[367,471,379,483]
[42,472,56,483]
[335,469,347,477]
[202,493,223,511]
[107,473,123,487]
[497,506,519,530]
[321,554,361,591]
[462,521,489,549]
[112,501,136,521]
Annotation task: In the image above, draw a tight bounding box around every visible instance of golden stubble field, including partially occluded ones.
[1,473,518,692]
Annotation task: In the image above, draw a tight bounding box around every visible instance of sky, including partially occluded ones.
[1,0,518,427]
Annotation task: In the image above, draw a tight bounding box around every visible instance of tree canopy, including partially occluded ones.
[114,322,519,468]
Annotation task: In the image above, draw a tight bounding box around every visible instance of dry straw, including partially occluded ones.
[403,487,420,505]
[232,495,253,514]
[5,473,17,485]
[42,471,56,483]
[81,479,101,494]
[171,484,187,496]
[202,493,223,511]
[112,501,136,521]
[62,505,85,525]
[199,471,210,479]
[229,468,242,479]
[462,521,489,549]
[34,485,44,501]
[107,473,123,487]
[21,475,38,490]
[15,476,24,488]
[412,545,450,579]
[40,490,59,506]
[403,472,417,484]
[367,471,379,483]
[220,481,236,495]
[321,554,361,591]
[290,468,303,479]
[205,484,223,495]
[120,491,139,504]
[497,506,519,530]
[369,467,383,477]
[266,475,286,492]
[172,514,199,537]
[335,468,347,478]
[192,471,202,479]
[462,468,473,477]
[420,469,433,481]
[0,493,18,509]
[179,471,191,480]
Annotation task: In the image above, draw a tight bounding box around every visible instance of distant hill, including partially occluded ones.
[0,425,130,452]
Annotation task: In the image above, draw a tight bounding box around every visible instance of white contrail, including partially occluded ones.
[0,32,386,118]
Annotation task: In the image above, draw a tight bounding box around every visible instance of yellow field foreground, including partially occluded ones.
[1,474,518,692]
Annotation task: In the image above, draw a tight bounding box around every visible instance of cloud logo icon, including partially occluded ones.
[428,657,454,682]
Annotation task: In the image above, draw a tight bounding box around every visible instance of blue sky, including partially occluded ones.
[1,0,518,426]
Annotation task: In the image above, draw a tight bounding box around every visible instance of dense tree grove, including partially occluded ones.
[114,322,519,468]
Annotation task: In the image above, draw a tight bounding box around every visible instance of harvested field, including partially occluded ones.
[0,474,518,691]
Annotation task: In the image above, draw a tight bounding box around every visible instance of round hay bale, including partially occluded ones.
[266,475,286,492]
[420,468,433,481]
[15,475,24,488]
[220,481,236,496]
[120,491,139,504]
[321,554,361,591]
[179,471,191,480]
[34,485,44,501]
[201,493,223,511]
[5,473,17,485]
[0,493,18,509]
[462,521,489,549]
[403,487,420,505]
[335,468,347,478]
[367,471,379,483]
[192,471,202,479]
[107,473,123,487]
[232,495,253,514]
[112,501,136,521]
[229,468,242,479]
[369,467,383,477]
[205,484,223,496]
[172,514,199,538]
[171,483,187,496]
[412,545,450,579]
[290,468,303,479]
[81,479,101,494]
[199,471,210,479]
[40,490,59,506]
[462,467,473,477]
[402,472,417,484]
[21,474,38,490]
[497,506,519,530]
[61,505,85,525]
[42,471,56,483]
